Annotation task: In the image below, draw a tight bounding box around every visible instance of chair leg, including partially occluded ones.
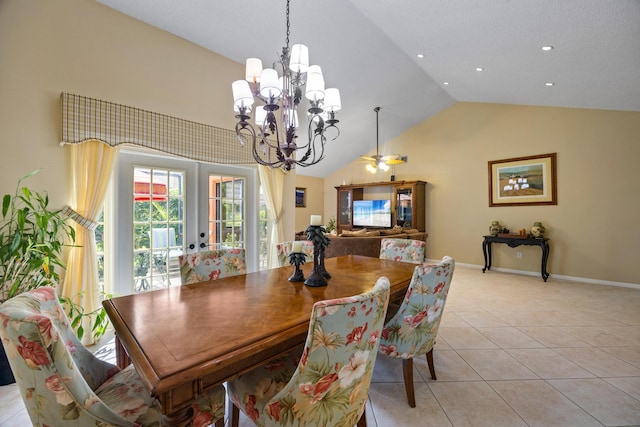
[402,358,416,408]
[426,349,437,380]
[357,407,367,427]
[230,402,240,427]
[215,416,224,427]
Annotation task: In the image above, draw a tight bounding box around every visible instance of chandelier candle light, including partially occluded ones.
[232,0,341,171]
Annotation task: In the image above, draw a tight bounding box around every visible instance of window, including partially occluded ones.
[112,151,260,296]
[132,167,185,291]
[258,186,268,270]
[206,175,245,249]
[95,210,105,293]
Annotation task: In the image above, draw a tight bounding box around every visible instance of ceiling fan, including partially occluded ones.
[360,106,406,173]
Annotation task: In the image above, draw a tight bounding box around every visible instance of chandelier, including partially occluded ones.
[231,0,341,171]
[361,107,406,173]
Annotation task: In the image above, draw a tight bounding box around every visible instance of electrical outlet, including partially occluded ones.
[516,251,523,258]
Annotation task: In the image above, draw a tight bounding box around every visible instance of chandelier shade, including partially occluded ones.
[289,44,309,73]
[232,0,341,171]
[245,58,263,82]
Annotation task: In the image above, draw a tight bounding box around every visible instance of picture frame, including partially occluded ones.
[295,187,306,208]
[488,153,557,207]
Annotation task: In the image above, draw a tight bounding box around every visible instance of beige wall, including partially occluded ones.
[3,1,638,285]
[294,175,325,232]
[0,0,295,238]
[325,103,640,284]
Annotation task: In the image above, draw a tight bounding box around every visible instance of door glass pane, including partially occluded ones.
[258,186,268,269]
[207,175,245,250]
[95,210,105,292]
[396,187,413,228]
[133,167,184,292]
[339,190,351,225]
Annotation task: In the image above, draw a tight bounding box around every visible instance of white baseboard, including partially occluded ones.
[425,259,640,290]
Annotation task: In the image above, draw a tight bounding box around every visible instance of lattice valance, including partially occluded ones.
[60,92,255,165]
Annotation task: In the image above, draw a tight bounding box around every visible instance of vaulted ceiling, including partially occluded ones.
[97,0,640,177]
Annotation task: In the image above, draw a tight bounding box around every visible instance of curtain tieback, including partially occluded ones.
[62,206,99,231]
[272,211,283,225]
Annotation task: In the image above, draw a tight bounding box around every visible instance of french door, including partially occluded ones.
[113,151,258,296]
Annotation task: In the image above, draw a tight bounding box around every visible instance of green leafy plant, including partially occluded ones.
[59,292,112,340]
[326,216,337,234]
[0,170,109,340]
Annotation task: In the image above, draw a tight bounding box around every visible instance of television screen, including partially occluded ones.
[353,199,392,228]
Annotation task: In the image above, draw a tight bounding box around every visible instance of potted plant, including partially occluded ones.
[326,216,337,235]
[0,170,109,384]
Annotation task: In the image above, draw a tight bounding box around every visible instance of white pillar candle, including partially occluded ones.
[310,215,322,226]
[291,241,303,253]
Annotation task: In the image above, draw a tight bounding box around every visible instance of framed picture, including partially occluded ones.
[295,187,306,208]
[488,153,557,207]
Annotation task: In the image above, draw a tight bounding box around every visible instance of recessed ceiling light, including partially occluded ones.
[417,53,425,59]
[545,82,555,86]
[443,82,450,86]
[475,67,484,72]
[541,45,554,51]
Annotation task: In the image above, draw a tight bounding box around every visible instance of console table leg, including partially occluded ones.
[482,240,491,273]
[541,241,550,282]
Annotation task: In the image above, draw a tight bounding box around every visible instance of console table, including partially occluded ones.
[482,235,550,281]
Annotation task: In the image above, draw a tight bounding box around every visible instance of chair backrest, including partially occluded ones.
[274,240,314,267]
[0,287,131,426]
[179,248,247,284]
[380,256,455,358]
[265,277,390,426]
[379,237,426,264]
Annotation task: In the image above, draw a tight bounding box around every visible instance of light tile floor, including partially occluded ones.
[2,265,640,426]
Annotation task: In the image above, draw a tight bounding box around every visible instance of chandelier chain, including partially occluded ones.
[285,0,290,50]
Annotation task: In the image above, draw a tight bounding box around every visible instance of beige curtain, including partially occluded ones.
[258,165,285,268]
[61,139,118,345]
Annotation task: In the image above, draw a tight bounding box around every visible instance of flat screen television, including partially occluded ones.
[352,199,392,228]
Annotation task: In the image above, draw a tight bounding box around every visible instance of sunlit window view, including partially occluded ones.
[132,167,185,292]
[95,210,105,292]
[258,187,268,270]
[128,167,264,292]
[207,175,245,250]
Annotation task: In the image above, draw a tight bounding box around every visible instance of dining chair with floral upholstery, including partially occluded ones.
[179,248,247,284]
[274,240,314,267]
[378,256,455,408]
[0,286,226,426]
[227,277,391,427]
[379,238,426,264]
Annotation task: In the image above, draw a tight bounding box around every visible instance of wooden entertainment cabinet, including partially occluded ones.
[335,180,427,232]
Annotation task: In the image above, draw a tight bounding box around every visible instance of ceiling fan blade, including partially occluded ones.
[381,154,400,161]
[384,157,407,165]
[360,155,379,161]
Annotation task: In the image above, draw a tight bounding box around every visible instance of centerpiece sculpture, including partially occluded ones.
[304,215,331,287]
[287,249,306,282]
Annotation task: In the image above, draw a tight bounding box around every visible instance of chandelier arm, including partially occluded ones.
[311,117,326,159]
[257,119,283,151]
[235,121,256,148]
[297,126,326,167]
[252,136,285,169]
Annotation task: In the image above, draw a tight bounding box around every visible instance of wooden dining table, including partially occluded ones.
[102,255,416,426]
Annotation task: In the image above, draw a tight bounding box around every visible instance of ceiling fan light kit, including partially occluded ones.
[361,106,406,174]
